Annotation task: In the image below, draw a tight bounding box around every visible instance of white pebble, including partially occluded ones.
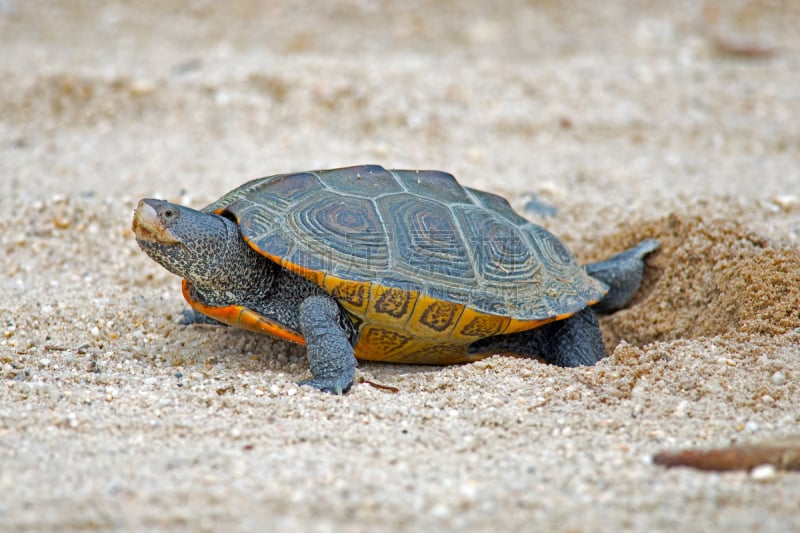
[91,326,100,337]
[772,371,786,386]
[772,194,799,210]
[750,464,777,481]
[673,400,690,418]
[745,421,759,433]
[430,503,450,518]
[39,358,51,367]
[459,481,480,502]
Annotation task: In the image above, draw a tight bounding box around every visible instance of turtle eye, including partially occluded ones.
[163,208,176,219]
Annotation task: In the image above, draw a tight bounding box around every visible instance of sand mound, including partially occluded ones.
[598,214,800,348]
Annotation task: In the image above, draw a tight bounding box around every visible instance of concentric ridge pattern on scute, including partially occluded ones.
[207,165,604,321]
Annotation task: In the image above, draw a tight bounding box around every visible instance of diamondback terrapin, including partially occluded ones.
[133,165,658,393]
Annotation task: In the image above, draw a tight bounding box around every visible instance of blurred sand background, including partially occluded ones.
[1,1,799,531]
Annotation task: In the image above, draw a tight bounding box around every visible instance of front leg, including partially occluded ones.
[297,295,357,395]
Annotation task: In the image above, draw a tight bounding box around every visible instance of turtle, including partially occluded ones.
[133,165,658,394]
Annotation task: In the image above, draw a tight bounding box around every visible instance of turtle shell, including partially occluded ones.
[204,165,606,364]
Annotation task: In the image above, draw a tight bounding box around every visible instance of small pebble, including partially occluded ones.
[673,400,690,418]
[430,503,450,519]
[771,371,786,386]
[750,464,777,482]
[631,381,647,398]
[745,421,759,433]
[130,79,156,96]
[772,194,799,210]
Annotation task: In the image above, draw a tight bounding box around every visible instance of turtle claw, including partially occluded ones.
[298,374,354,395]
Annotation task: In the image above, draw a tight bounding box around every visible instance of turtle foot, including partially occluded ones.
[298,371,354,395]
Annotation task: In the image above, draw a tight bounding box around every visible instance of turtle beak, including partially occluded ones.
[132,199,181,245]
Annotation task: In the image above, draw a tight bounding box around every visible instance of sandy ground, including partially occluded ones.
[2,1,800,531]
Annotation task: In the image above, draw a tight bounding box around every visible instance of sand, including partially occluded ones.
[1,1,799,531]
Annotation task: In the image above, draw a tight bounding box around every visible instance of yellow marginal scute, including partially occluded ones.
[369,284,417,322]
[353,325,414,361]
[406,294,464,338]
[324,275,370,315]
[453,309,508,339]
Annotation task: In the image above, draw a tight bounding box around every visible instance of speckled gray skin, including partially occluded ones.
[134,198,656,393]
[134,199,356,393]
[298,296,356,394]
[135,199,278,304]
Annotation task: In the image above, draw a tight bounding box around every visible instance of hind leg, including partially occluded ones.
[469,307,605,367]
[586,239,659,313]
[532,307,605,366]
[531,307,606,366]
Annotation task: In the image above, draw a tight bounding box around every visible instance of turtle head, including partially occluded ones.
[133,198,243,289]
